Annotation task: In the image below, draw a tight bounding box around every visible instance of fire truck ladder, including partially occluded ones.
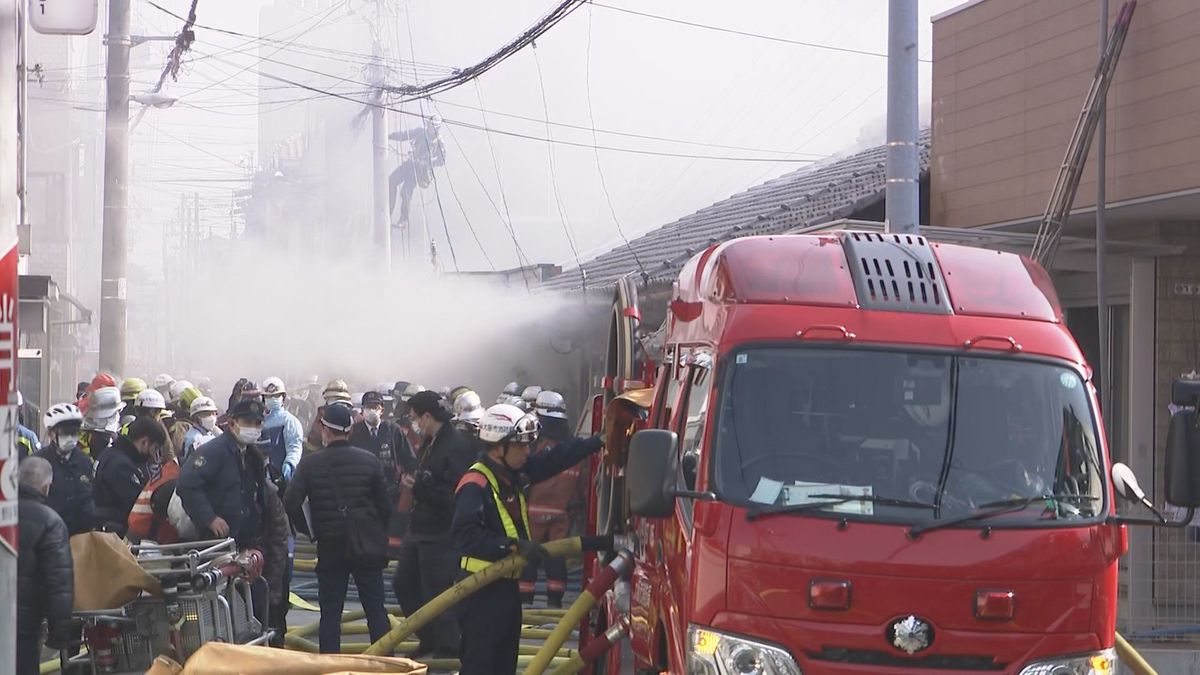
[1030,0,1137,268]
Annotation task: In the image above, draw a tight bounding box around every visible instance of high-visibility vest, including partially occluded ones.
[460,462,530,577]
[127,460,181,544]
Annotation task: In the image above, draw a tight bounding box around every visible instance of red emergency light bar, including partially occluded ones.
[673,233,1063,324]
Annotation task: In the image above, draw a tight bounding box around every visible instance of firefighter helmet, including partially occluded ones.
[534,390,568,420]
[401,383,426,402]
[86,387,123,420]
[497,381,522,404]
[521,386,543,405]
[120,378,148,402]
[169,380,193,403]
[45,403,84,430]
[136,389,167,411]
[453,391,482,419]
[323,379,351,403]
[190,396,219,416]
[478,404,541,445]
[263,376,287,397]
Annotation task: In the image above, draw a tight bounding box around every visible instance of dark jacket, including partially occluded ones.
[452,436,602,564]
[93,435,149,535]
[39,443,97,535]
[177,430,269,544]
[284,440,391,543]
[18,486,75,643]
[260,482,290,606]
[410,423,477,539]
[349,419,416,490]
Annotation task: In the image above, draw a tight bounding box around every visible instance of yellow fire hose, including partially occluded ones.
[362,537,585,656]
[524,552,633,675]
[1116,632,1158,675]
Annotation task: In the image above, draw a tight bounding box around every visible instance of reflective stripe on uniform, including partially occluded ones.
[460,461,531,578]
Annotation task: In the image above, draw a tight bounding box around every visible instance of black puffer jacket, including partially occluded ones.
[409,423,476,539]
[18,486,75,642]
[284,440,390,543]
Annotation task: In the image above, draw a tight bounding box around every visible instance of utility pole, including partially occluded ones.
[1096,0,1110,427]
[369,1,391,274]
[100,0,131,375]
[885,0,919,235]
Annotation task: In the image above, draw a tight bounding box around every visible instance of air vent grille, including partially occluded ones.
[841,231,952,314]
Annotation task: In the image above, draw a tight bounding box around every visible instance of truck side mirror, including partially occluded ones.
[627,429,679,518]
[1165,407,1200,507]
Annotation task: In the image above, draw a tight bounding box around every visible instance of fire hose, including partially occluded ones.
[362,535,620,657]
[547,619,631,675]
[523,550,633,675]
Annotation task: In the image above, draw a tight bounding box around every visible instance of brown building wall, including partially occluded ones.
[931,0,1200,228]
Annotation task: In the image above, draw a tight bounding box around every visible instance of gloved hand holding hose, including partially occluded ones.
[512,539,550,567]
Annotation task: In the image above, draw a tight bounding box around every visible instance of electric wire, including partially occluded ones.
[591,1,933,63]
[472,80,531,284]
[584,4,647,282]
[531,43,584,284]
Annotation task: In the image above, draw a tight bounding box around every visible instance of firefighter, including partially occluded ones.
[93,417,169,535]
[119,377,148,419]
[520,385,542,411]
[182,396,221,459]
[350,390,416,556]
[38,403,95,536]
[452,403,603,674]
[392,390,474,659]
[306,379,353,450]
[81,386,123,461]
[15,391,40,458]
[496,381,521,405]
[451,390,485,440]
[126,439,181,545]
[153,373,175,400]
[519,390,584,607]
[133,388,169,421]
[261,377,304,482]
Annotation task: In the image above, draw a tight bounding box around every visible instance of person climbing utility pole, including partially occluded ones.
[387,114,445,228]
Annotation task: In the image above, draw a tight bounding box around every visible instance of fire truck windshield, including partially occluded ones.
[713,347,1105,526]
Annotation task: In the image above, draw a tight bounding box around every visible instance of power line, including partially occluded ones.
[592,2,933,63]
[472,80,529,280]
[584,4,647,283]
[531,43,584,282]
[384,0,587,101]
[429,96,828,158]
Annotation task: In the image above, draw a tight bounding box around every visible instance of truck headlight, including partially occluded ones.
[1018,649,1116,675]
[687,625,802,675]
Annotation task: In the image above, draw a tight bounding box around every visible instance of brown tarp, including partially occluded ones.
[173,643,427,674]
[70,532,163,611]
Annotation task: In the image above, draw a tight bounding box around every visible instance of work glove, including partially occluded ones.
[512,539,549,567]
[282,463,294,481]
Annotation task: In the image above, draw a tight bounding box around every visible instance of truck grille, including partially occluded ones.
[808,646,1006,671]
[841,231,952,315]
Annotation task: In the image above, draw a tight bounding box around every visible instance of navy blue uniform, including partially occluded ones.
[450,435,601,675]
[177,430,269,544]
[93,436,149,536]
[38,444,96,536]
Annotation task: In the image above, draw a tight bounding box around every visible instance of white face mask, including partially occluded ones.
[265,396,283,412]
[234,424,261,445]
[58,434,79,454]
[199,415,217,432]
[365,410,382,425]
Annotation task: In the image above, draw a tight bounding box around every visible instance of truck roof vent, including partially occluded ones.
[840,231,952,315]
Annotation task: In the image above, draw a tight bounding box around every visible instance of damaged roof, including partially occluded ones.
[540,129,932,292]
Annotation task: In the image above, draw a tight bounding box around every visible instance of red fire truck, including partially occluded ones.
[582,231,1199,674]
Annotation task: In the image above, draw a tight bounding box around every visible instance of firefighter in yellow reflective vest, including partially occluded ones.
[451,403,602,675]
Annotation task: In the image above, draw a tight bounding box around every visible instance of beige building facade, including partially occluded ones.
[933,0,1200,657]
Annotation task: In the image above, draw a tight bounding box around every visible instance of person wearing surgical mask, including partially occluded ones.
[350,391,417,555]
[182,396,222,460]
[37,403,96,536]
[177,399,271,542]
[259,377,304,482]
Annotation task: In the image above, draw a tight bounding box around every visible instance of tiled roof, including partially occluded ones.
[541,130,931,292]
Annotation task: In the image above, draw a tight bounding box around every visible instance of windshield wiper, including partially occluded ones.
[746,494,936,522]
[908,494,1101,537]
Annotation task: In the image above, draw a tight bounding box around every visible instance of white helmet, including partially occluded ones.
[169,379,193,403]
[87,386,122,419]
[478,404,541,445]
[453,390,482,418]
[534,390,568,420]
[136,389,167,410]
[263,376,287,397]
[497,381,521,404]
[401,383,425,402]
[521,386,543,405]
[189,396,219,416]
[45,403,84,430]
[153,373,174,390]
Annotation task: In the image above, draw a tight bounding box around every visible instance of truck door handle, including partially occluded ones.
[796,325,856,341]
[963,335,1022,352]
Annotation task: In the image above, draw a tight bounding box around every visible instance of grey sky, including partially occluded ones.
[120,0,964,274]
